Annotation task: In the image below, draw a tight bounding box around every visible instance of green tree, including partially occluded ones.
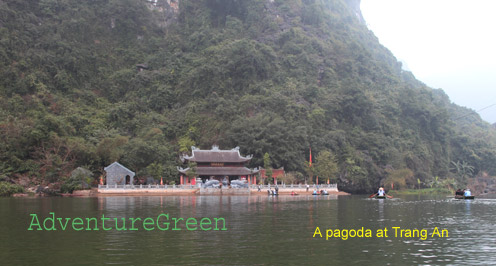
[146,162,163,181]
[263,152,272,185]
[383,168,414,190]
[450,161,474,186]
[314,150,338,184]
[441,177,457,191]
[178,136,195,154]
[163,163,179,184]
[427,176,441,188]
[279,171,298,185]
[96,136,129,166]
[0,182,24,196]
[61,167,93,193]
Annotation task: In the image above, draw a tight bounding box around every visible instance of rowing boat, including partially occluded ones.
[455,195,474,200]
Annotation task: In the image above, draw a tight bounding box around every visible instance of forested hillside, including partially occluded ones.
[1,0,495,193]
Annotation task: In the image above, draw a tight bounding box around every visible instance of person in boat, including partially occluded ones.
[291,191,296,196]
[267,189,271,196]
[323,190,328,195]
[455,189,464,196]
[275,186,279,194]
[464,189,471,197]
[313,189,318,195]
[377,187,386,197]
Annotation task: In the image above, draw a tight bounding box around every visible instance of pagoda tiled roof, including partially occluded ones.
[178,166,259,176]
[181,145,253,163]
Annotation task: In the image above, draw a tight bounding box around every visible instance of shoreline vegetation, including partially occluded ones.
[387,188,452,196]
[0,182,25,197]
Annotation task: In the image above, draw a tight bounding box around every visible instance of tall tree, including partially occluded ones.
[263,152,272,185]
[314,150,338,184]
[450,161,475,187]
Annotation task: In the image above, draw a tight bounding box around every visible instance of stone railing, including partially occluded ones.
[98,184,197,189]
[98,183,338,191]
[251,184,337,190]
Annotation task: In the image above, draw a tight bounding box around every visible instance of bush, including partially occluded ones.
[0,182,24,196]
[60,167,93,193]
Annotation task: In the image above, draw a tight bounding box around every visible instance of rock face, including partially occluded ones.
[345,0,366,25]
[35,185,58,196]
[145,0,180,28]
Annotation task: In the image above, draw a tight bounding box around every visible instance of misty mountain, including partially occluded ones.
[0,0,494,192]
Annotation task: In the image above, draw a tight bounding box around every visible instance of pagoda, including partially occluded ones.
[178,145,259,185]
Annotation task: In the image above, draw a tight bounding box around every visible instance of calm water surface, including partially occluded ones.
[1,194,495,265]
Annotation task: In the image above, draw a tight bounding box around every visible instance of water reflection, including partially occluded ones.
[465,200,472,215]
[1,195,496,265]
[378,198,384,222]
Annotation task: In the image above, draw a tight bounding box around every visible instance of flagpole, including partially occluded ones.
[309,146,312,185]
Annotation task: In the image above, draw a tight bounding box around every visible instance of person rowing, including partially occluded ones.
[369,187,393,198]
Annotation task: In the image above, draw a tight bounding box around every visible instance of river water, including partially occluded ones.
[1,194,495,265]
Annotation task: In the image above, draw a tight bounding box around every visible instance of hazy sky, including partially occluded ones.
[361,0,496,124]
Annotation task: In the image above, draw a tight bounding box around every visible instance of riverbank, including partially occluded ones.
[7,185,350,197]
[250,191,350,196]
[95,183,345,196]
[96,187,349,196]
[387,188,451,196]
[15,186,349,197]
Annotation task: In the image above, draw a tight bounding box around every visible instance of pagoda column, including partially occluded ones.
[180,175,184,185]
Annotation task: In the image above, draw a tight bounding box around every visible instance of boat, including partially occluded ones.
[455,195,475,200]
[375,195,386,199]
